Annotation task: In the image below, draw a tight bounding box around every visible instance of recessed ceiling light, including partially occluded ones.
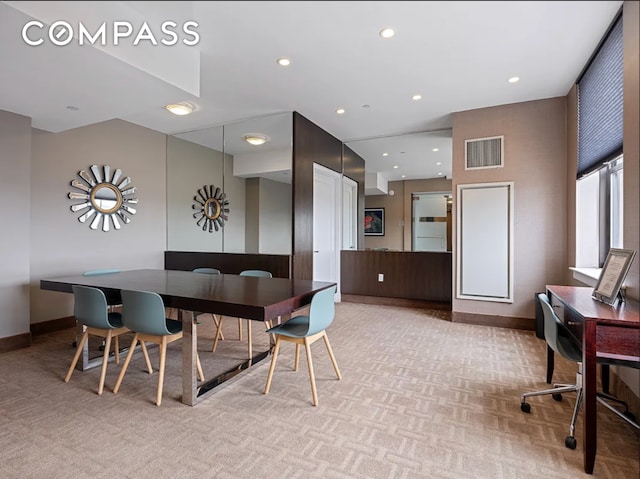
[379,28,395,38]
[336,108,345,115]
[243,133,270,146]
[412,94,422,101]
[508,76,520,83]
[401,175,406,178]
[438,172,443,176]
[277,58,291,66]
[382,152,389,157]
[436,162,442,165]
[393,165,399,169]
[165,102,194,116]
[432,148,439,152]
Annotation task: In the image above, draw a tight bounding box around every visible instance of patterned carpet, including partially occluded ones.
[0,302,638,478]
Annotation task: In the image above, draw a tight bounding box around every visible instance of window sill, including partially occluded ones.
[570,267,601,287]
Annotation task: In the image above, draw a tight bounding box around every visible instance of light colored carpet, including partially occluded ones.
[0,302,637,478]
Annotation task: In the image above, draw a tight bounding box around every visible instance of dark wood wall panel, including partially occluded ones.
[341,250,452,303]
[342,145,366,250]
[292,112,343,280]
[164,251,291,278]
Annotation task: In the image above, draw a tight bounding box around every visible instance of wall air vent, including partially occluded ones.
[465,135,504,170]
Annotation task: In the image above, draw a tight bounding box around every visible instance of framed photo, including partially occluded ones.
[364,208,385,236]
[592,248,637,305]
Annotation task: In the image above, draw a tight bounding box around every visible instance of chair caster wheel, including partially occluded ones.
[552,393,563,401]
[521,402,531,413]
[565,436,577,449]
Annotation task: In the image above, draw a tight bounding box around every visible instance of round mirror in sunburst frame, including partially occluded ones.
[68,165,138,232]
[192,184,229,232]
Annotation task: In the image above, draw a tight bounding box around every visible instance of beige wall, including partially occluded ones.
[364,177,452,251]
[452,98,568,321]
[0,110,31,338]
[30,119,167,324]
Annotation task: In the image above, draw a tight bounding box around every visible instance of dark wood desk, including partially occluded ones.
[546,285,640,475]
[41,269,336,406]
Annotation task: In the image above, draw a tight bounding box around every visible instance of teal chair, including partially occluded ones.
[212,269,274,358]
[113,290,204,406]
[191,268,226,348]
[264,285,341,406]
[65,285,150,395]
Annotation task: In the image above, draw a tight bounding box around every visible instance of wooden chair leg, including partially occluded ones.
[238,318,243,340]
[140,341,153,373]
[157,337,168,406]
[65,330,89,382]
[322,332,342,380]
[211,314,225,340]
[247,319,252,359]
[264,337,282,395]
[196,353,205,382]
[212,317,224,352]
[113,334,120,365]
[294,344,300,371]
[304,337,318,406]
[113,335,138,393]
[98,330,113,395]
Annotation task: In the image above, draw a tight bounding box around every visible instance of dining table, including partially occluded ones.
[40,268,336,405]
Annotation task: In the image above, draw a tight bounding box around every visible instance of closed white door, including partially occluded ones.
[313,164,341,293]
[342,176,358,250]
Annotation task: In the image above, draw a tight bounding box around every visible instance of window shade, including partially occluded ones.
[577,13,623,178]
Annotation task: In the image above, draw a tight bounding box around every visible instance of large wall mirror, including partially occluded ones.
[167,112,293,254]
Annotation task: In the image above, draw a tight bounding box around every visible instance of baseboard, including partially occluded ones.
[341,294,451,311]
[451,311,535,331]
[31,316,76,336]
[0,332,31,353]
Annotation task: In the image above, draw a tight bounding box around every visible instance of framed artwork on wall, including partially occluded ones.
[364,208,385,236]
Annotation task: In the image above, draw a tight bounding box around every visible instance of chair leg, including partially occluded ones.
[113,335,139,393]
[264,337,282,395]
[157,337,168,406]
[304,337,318,406]
[98,330,113,395]
[140,341,153,374]
[65,330,89,382]
[247,319,252,359]
[196,353,205,382]
[568,388,584,441]
[212,317,224,352]
[113,334,120,365]
[238,318,243,340]
[294,344,300,371]
[211,314,225,340]
[322,333,342,380]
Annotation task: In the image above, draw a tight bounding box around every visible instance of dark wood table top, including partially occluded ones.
[41,269,336,321]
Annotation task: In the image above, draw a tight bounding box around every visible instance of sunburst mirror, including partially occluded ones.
[68,165,138,231]
[192,184,229,232]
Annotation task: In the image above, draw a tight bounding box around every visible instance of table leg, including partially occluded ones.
[583,320,597,474]
[181,309,198,406]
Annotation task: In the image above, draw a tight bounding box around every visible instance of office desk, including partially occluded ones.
[41,269,336,406]
[546,285,640,475]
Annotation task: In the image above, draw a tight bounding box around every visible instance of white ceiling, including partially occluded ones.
[0,1,622,185]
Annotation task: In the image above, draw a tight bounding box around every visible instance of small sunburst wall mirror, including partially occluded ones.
[192,184,229,232]
[68,164,138,231]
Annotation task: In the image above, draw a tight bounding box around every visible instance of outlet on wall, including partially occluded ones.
[378,273,384,282]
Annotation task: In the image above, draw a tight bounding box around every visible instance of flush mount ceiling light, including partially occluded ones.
[412,94,422,101]
[379,28,395,38]
[276,57,291,66]
[165,102,194,116]
[243,133,270,146]
[508,76,520,83]
[336,108,345,115]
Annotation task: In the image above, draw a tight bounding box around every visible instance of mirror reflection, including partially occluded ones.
[167,112,293,254]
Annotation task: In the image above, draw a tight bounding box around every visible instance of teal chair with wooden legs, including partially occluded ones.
[65,285,151,395]
[191,268,226,349]
[264,285,341,406]
[114,290,204,406]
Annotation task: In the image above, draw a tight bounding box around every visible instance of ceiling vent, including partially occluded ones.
[465,135,504,170]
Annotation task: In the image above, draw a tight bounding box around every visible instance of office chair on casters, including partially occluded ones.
[521,293,639,450]
[113,290,205,406]
[264,285,341,406]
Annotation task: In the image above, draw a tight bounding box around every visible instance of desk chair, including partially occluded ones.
[521,293,639,449]
[212,269,274,358]
[65,285,150,395]
[264,285,341,406]
[114,290,205,406]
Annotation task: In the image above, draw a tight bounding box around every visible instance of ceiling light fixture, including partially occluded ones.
[393,165,399,169]
[243,133,270,146]
[412,94,422,101]
[379,28,395,38]
[277,58,291,66]
[382,152,389,157]
[432,148,439,152]
[508,76,520,83]
[165,102,194,116]
[336,108,345,115]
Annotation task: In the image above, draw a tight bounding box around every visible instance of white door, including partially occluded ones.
[313,164,341,297]
[342,176,358,251]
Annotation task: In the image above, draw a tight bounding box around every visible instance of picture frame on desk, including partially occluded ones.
[364,208,384,236]
[592,248,637,305]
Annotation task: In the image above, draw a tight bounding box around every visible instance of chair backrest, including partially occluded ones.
[193,268,221,275]
[307,285,337,336]
[121,290,176,336]
[83,269,120,276]
[240,270,272,278]
[72,285,112,329]
[537,293,581,362]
